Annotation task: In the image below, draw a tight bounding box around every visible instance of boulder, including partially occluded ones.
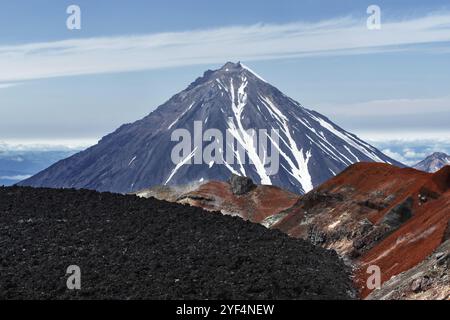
[381,197,413,228]
[228,174,256,195]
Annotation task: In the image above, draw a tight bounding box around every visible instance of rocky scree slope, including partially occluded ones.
[366,239,449,300]
[0,186,355,300]
[272,163,450,298]
[139,163,450,299]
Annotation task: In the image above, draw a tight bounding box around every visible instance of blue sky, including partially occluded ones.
[1,0,450,165]
[1,0,448,42]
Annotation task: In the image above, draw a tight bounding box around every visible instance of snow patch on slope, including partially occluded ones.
[241,63,267,83]
[306,110,385,163]
[165,147,197,185]
[128,156,137,166]
[168,102,195,130]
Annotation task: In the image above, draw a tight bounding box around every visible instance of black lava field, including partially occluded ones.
[0,186,354,299]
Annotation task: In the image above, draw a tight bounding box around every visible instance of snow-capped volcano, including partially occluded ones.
[19,62,403,194]
[413,152,450,173]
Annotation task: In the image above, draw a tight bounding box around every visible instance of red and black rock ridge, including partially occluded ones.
[144,163,449,299]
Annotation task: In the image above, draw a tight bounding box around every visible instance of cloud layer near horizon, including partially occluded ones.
[1,13,450,83]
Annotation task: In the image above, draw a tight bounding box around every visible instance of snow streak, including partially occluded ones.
[260,96,313,193]
[226,77,272,185]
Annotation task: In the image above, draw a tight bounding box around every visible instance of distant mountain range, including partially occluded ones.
[19,62,403,194]
[0,149,77,186]
[414,152,450,173]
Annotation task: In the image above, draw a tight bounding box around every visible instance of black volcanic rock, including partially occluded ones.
[380,197,414,228]
[0,186,354,300]
[18,62,403,194]
[229,174,256,195]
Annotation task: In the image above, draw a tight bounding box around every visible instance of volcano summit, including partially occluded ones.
[19,62,402,194]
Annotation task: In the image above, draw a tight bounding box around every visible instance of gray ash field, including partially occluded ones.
[0,186,354,299]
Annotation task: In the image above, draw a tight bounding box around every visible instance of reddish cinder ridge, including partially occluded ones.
[356,166,450,297]
[136,163,450,299]
[272,163,449,298]
[178,180,300,223]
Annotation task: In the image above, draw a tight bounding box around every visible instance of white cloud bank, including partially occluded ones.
[363,136,450,166]
[0,139,96,151]
[1,13,450,83]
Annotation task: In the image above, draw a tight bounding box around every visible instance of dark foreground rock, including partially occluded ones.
[229,174,256,195]
[0,186,354,300]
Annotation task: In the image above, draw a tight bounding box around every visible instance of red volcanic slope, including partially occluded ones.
[273,163,433,239]
[357,166,450,297]
[144,163,449,298]
[319,163,437,224]
[272,163,449,297]
[180,181,300,223]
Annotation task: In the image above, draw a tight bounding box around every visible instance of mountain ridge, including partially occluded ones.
[413,152,450,173]
[19,62,403,194]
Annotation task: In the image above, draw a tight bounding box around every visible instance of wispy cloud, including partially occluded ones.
[1,13,450,83]
[0,83,20,89]
[0,175,32,181]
